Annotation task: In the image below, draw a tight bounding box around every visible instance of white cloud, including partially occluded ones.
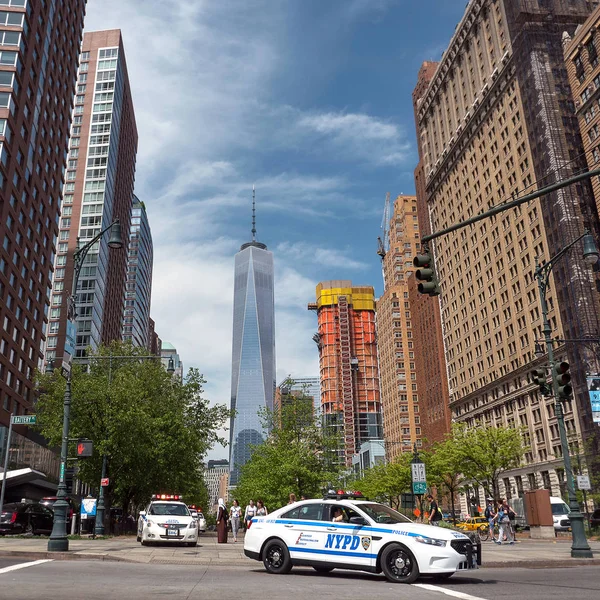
[276,241,369,271]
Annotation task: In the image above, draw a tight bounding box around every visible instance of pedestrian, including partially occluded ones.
[256,499,268,516]
[494,498,514,545]
[288,493,297,505]
[216,498,228,544]
[229,499,242,543]
[484,498,496,541]
[244,499,257,530]
[427,494,442,526]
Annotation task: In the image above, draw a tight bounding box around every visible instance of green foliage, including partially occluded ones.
[234,386,342,511]
[35,342,229,511]
[449,423,526,501]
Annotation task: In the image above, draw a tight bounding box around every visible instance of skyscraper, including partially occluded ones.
[310,281,382,466]
[229,192,275,486]
[376,195,425,461]
[45,29,138,366]
[1,0,87,472]
[412,0,600,499]
[123,196,153,348]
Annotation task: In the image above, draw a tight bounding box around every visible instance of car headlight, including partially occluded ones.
[415,536,447,547]
[189,521,196,529]
[147,520,155,526]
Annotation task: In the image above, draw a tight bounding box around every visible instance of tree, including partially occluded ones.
[35,342,229,512]
[428,436,466,523]
[233,390,342,510]
[450,422,526,501]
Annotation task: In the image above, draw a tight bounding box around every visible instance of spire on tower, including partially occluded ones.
[252,185,256,242]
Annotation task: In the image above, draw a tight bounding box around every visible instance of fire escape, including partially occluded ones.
[338,295,355,465]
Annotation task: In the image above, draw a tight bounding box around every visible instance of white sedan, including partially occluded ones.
[244,496,479,583]
[137,500,198,546]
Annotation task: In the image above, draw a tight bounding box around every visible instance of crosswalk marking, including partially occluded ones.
[0,559,53,575]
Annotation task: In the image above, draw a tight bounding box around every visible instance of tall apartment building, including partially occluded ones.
[147,317,161,355]
[229,204,275,486]
[410,62,452,447]
[309,281,382,466]
[123,196,152,347]
[1,0,86,473]
[413,0,600,501]
[45,29,138,366]
[376,196,424,462]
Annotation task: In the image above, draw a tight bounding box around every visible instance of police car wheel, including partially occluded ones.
[380,544,419,584]
[312,566,334,574]
[262,539,292,574]
[136,535,141,542]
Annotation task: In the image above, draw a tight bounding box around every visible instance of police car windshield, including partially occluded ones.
[359,503,412,524]
[149,503,189,516]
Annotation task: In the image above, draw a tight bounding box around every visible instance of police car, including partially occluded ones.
[137,494,198,546]
[244,493,480,583]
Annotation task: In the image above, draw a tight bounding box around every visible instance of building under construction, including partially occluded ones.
[309,281,382,466]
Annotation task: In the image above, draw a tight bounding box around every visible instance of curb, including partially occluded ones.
[0,550,136,563]
[482,558,600,569]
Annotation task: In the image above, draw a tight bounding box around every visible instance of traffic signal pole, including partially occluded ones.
[536,254,593,559]
[421,169,600,244]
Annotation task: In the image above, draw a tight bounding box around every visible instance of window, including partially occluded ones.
[0,51,18,66]
[0,11,24,27]
[281,504,325,521]
[99,48,118,59]
[0,30,19,46]
[0,92,10,108]
[80,51,90,61]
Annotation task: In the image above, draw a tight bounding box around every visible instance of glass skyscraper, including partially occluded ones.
[229,208,275,486]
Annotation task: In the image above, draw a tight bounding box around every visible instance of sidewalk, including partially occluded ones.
[0,533,599,568]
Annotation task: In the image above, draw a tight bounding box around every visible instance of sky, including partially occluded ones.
[85,0,468,460]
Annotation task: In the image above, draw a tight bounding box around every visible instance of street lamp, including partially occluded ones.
[47,220,122,552]
[534,230,597,559]
[167,356,175,374]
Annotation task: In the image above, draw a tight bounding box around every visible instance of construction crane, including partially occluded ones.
[376,192,391,260]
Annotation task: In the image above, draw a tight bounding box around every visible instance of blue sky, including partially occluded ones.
[85,0,467,459]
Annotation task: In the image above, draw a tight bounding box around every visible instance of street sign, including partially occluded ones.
[101,478,109,487]
[577,475,591,490]
[412,481,427,495]
[10,415,36,425]
[411,462,426,482]
[80,498,97,520]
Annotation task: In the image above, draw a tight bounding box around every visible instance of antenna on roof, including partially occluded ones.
[252,185,256,242]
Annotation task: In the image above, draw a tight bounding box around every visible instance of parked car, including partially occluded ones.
[40,496,76,522]
[0,502,54,535]
[589,508,600,529]
[196,512,207,533]
[550,497,571,532]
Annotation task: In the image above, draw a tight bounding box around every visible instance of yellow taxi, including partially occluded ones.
[455,516,489,533]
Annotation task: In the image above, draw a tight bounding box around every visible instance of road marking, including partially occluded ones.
[0,559,53,575]
[412,583,486,600]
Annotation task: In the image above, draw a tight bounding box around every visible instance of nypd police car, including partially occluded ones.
[244,493,480,583]
[137,495,198,546]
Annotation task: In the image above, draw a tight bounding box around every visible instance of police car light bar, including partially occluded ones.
[323,490,366,500]
[151,494,182,501]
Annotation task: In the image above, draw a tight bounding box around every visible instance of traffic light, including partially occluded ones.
[532,368,551,396]
[553,361,572,399]
[413,251,441,296]
[76,439,93,457]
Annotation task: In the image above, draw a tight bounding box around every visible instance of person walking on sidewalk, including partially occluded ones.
[494,499,514,545]
[427,494,442,526]
[485,498,496,541]
[244,499,257,530]
[216,498,228,544]
[229,499,242,543]
[256,500,268,516]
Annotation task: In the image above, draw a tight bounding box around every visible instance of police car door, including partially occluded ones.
[284,503,328,564]
[320,504,373,568]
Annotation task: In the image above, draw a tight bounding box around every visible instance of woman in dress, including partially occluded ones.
[256,499,268,516]
[216,498,228,544]
[229,499,242,542]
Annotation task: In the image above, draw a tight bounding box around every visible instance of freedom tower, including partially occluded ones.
[229,189,275,485]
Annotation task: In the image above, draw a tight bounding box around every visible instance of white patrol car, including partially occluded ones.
[244,494,480,583]
[137,495,198,546]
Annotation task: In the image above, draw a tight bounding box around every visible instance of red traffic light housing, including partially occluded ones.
[553,361,572,399]
[413,250,441,296]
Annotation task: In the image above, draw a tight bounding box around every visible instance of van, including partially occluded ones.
[550,496,571,531]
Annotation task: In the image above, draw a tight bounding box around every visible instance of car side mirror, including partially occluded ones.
[139,511,146,516]
[191,512,198,518]
[349,516,367,526]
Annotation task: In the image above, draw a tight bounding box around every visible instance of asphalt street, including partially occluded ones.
[0,560,598,600]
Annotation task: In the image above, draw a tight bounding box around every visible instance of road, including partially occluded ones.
[0,559,598,600]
